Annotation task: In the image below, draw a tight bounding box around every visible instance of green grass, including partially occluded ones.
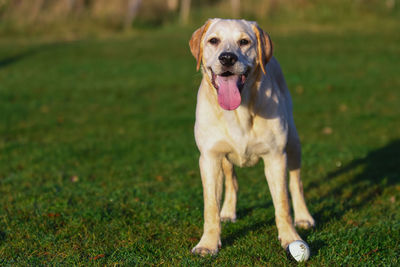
[1,18,400,265]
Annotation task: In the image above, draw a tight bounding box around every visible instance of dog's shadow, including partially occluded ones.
[310,139,400,223]
[221,139,400,252]
[222,203,274,247]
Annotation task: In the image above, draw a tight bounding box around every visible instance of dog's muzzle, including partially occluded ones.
[210,69,249,111]
[218,52,238,67]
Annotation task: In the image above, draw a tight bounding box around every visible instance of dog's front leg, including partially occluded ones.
[263,152,302,249]
[192,153,223,256]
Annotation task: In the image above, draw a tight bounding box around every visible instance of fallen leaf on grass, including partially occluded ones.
[322,126,332,135]
[40,105,49,113]
[57,116,64,124]
[188,237,198,242]
[339,104,348,112]
[91,254,105,260]
[364,248,378,257]
[37,251,51,257]
[47,213,60,218]
[295,85,304,95]
[346,219,359,227]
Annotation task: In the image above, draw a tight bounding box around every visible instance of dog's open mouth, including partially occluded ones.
[211,70,248,110]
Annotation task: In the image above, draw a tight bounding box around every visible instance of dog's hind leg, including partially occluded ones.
[287,131,315,229]
[220,157,238,222]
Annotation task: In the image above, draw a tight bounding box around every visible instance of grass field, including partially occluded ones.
[1,16,400,265]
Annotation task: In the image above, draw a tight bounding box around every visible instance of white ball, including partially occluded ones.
[287,240,310,262]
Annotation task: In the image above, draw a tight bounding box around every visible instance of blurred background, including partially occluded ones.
[0,0,398,38]
[1,0,399,265]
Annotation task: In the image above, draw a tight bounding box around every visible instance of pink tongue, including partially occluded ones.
[216,75,241,110]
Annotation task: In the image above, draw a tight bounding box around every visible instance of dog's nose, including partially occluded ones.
[218,52,238,67]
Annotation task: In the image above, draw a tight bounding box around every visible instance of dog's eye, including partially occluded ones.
[239,39,250,46]
[209,38,220,45]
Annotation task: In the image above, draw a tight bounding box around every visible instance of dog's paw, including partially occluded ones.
[221,216,236,223]
[278,229,303,249]
[220,207,236,223]
[279,238,292,250]
[191,246,219,256]
[295,218,315,229]
[191,238,221,256]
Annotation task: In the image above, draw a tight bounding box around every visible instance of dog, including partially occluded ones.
[189,18,315,256]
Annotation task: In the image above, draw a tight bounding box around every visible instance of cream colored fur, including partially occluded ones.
[189,18,315,256]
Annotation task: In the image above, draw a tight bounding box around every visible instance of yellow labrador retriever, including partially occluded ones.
[189,18,315,256]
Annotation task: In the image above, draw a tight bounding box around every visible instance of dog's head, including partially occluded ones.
[189,18,273,110]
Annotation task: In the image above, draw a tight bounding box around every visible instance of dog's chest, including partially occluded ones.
[226,141,265,167]
[224,117,284,167]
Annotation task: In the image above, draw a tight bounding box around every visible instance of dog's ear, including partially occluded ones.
[252,24,273,75]
[189,20,211,71]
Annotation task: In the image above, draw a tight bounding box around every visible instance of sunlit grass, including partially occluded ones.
[0,17,399,265]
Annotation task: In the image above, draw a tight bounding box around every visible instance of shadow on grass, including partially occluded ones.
[0,50,37,69]
[222,139,400,253]
[0,42,66,70]
[222,217,275,247]
[0,230,6,244]
[311,139,400,224]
